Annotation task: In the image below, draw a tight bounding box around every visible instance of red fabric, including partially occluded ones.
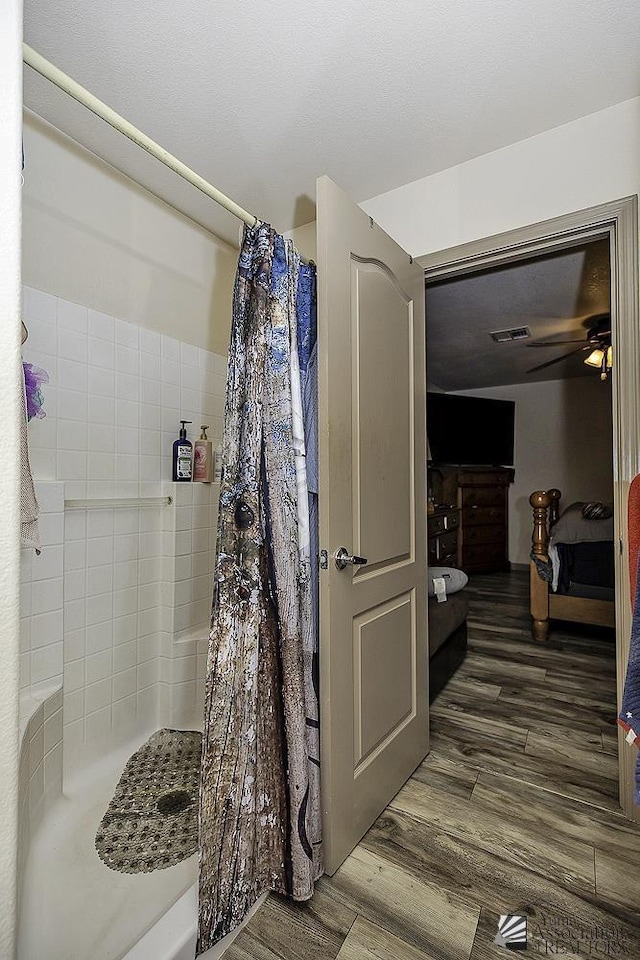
[628,474,640,606]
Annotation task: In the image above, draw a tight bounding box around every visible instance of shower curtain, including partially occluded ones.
[197,223,321,954]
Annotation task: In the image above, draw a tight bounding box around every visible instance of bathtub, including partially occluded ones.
[17,688,264,960]
[123,884,266,960]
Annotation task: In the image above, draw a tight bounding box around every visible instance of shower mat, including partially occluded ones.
[95,728,202,874]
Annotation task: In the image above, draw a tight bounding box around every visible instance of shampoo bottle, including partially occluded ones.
[193,425,213,482]
[172,420,193,481]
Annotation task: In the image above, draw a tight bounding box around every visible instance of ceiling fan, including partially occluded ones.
[526,313,612,380]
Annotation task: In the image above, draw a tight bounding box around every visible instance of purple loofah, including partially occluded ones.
[23,362,49,421]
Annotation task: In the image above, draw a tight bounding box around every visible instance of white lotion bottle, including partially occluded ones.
[213,441,223,483]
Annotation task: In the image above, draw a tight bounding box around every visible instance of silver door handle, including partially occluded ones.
[334,547,368,570]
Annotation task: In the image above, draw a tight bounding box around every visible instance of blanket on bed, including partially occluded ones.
[549,502,614,592]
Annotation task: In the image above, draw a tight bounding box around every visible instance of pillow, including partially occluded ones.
[581,501,613,520]
[428,566,468,597]
[550,502,614,544]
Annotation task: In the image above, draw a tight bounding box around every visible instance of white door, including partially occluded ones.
[316,176,429,874]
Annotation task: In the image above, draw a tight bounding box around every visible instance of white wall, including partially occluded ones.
[455,378,614,565]
[0,0,22,953]
[363,98,640,257]
[362,99,635,569]
[22,112,237,355]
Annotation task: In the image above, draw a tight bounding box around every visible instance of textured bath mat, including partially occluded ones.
[95,728,202,874]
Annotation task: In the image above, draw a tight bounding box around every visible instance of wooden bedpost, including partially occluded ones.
[530,490,551,642]
[548,488,561,528]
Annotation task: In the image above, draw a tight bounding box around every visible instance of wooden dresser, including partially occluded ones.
[427,506,460,568]
[429,466,514,574]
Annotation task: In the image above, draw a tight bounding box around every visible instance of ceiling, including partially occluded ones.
[23,1,640,246]
[425,238,611,391]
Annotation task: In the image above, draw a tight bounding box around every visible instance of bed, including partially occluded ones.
[529,488,616,641]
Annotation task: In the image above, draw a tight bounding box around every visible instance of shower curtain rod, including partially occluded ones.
[23,44,310,263]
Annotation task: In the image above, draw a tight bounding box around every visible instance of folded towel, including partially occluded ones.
[20,373,41,554]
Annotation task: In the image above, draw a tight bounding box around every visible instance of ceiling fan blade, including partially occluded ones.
[526,345,589,374]
[526,339,586,347]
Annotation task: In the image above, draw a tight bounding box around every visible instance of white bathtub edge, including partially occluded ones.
[122,883,268,960]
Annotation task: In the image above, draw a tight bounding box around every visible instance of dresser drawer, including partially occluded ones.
[428,511,460,537]
[462,542,507,570]
[461,486,504,508]
[428,530,457,564]
[462,524,505,546]
[463,505,505,527]
[458,471,510,487]
[438,552,457,568]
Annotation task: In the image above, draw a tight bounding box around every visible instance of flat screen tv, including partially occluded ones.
[427,393,515,467]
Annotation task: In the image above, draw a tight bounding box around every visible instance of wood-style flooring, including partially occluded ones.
[223,571,640,960]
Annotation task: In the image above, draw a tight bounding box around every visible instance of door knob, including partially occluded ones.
[334,547,368,570]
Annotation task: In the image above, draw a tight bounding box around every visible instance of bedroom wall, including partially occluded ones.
[22,112,237,355]
[454,378,614,566]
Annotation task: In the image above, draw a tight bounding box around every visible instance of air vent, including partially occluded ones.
[490,326,531,343]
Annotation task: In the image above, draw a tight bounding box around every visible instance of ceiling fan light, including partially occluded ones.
[584,347,604,368]
[606,345,613,368]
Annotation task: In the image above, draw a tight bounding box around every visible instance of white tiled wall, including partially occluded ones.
[22,285,227,498]
[18,686,63,901]
[20,483,65,693]
[20,287,227,773]
[158,481,219,729]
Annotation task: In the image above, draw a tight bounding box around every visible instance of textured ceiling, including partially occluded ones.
[23,1,640,245]
[426,238,611,391]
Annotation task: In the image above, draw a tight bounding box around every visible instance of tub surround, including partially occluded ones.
[20,286,225,773]
[18,286,227,950]
[17,684,63,907]
[18,730,198,960]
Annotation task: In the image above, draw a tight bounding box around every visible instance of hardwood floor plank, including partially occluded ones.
[411,751,479,801]
[544,662,617,687]
[525,731,618,781]
[468,633,616,677]
[442,675,503,702]
[432,687,605,745]
[429,703,529,747]
[361,807,640,957]
[335,916,438,960]
[497,676,616,714]
[601,725,619,756]
[389,777,595,893]
[321,845,479,960]
[472,772,640,860]
[222,888,357,960]
[428,723,620,812]
[456,652,547,684]
[467,620,531,639]
[594,847,640,920]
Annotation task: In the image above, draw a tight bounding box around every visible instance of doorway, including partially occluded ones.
[418,196,640,820]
